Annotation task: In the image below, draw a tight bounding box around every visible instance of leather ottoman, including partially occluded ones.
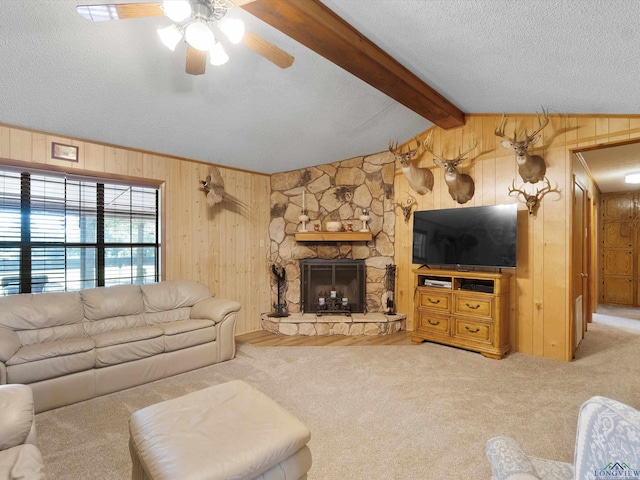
[128,380,312,480]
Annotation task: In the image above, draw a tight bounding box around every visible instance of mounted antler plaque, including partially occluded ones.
[508,177,560,216]
[393,194,417,223]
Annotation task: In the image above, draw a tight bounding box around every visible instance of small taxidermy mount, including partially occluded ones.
[200,166,250,213]
[508,177,560,216]
[393,195,417,223]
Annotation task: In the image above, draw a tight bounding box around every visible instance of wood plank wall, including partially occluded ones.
[394,114,640,361]
[3,114,640,357]
[0,123,271,335]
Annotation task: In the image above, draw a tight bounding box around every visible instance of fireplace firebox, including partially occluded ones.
[300,259,366,314]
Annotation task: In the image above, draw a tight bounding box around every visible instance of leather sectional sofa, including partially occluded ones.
[0,280,241,413]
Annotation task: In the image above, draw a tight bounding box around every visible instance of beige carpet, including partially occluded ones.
[36,322,640,480]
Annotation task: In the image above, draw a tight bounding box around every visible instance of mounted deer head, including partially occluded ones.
[393,194,417,223]
[424,134,477,204]
[496,109,549,184]
[389,139,434,195]
[508,176,560,216]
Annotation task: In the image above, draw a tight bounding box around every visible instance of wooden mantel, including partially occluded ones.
[295,231,373,242]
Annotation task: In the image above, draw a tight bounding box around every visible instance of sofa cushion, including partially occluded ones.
[6,339,96,384]
[141,280,212,313]
[81,285,144,321]
[0,328,21,363]
[143,308,191,326]
[0,292,85,346]
[159,320,216,352]
[92,327,164,367]
[83,314,146,337]
[0,292,84,330]
[92,327,163,348]
[7,339,95,366]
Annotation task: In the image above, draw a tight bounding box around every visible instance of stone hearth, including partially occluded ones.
[261,312,406,336]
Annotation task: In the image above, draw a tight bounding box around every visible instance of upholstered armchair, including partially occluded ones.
[486,396,640,480]
[0,384,47,480]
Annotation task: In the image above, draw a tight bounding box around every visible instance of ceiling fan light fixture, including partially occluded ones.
[210,42,229,66]
[157,24,183,51]
[162,0,192,22]
[625,173,640,184]
[185,21,215,51]
[218,17,245,44]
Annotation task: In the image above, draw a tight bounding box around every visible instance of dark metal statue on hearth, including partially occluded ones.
[268,264,289,317]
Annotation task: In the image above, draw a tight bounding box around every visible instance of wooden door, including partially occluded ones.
[584,192,593,327]
[572,180,588,351]
[600,192,637,306]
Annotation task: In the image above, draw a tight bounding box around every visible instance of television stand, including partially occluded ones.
[412,268,512,359]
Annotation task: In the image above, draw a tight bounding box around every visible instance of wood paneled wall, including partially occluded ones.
[0,123,271,335]
[3,113,640,355]
[394,114,640,361]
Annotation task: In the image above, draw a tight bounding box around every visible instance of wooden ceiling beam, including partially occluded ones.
[242,0,466,129]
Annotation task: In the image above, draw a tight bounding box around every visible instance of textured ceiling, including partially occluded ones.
[579,143,640,193]
[1,0,640,183]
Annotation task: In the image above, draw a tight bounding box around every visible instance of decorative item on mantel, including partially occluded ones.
[359,209,370,232]
[298,191,309,232]
[325,221,342,232]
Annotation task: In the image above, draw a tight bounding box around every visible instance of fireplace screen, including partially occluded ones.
[300,259,366,314]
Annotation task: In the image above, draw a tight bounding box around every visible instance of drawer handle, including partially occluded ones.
[465,303,481,310]
[428,319,440,326]
[428,298,441,304]
[465,326,480,333]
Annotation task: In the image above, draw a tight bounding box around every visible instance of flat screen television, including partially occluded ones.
[412,204,518,269]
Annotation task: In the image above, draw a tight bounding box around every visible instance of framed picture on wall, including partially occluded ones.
[51,142,79,162]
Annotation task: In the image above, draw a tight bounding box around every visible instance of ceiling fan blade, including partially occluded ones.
[228,0,257,6]
[186,46,207,75]
[76,3,163,21]
[243,32,294,69]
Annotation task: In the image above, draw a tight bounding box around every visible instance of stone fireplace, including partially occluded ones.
[261,151,406,336]
[300,259,366,314]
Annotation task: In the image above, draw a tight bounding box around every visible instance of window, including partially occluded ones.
[0,168,160,295]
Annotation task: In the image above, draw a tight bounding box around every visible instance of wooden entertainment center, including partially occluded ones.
[412,269,511,359]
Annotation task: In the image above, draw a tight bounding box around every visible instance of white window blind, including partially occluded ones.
[0,168,159,295]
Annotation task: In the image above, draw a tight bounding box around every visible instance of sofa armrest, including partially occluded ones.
[0,444,46,480]
[190,297,241,324]
[0,385,37,451]
[0,328,20,363]
[486,436,541,480]
[574,396,640,479]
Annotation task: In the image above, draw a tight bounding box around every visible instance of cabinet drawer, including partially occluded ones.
[417,311,450,335]
[453,318,492,344]
[454,295,492,317]
[418,290,451,312]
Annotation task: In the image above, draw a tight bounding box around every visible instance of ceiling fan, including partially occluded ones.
[76,0,295,75]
